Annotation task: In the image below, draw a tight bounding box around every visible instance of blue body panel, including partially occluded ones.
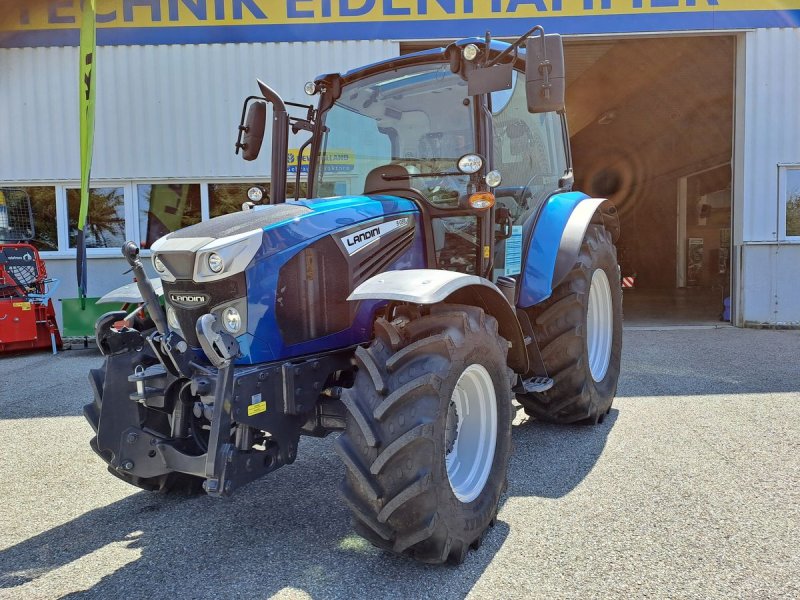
[236,196,424,365]
[517,191,591,309]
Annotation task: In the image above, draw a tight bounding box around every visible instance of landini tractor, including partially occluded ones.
[86,26,622,565]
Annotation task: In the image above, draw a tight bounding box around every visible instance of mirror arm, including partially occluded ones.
[486,24,545,68]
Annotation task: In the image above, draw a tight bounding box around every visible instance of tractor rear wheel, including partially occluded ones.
[517,224,622,424]
[337,304,513,564]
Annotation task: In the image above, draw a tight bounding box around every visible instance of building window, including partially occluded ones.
[67,187,127,248]
[208,183,269,218]
[137,184,201,249]
[780,166,800,239]
[0,186,58,251]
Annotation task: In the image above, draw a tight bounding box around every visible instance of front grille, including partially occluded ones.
[162,273,246,347]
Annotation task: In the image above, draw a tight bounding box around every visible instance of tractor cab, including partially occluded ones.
[237,29,569,283]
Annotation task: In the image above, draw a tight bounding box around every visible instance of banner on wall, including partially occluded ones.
[287,148,355,174]
[2,1,800,47]
[76,0,97,308]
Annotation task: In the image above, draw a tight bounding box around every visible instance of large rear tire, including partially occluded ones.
[517,224,622,424]
[337,304,513,564]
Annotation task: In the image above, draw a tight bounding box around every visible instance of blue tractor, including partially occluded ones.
[86,26,622,564]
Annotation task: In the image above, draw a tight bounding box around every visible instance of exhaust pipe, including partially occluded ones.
[257,79,289,204]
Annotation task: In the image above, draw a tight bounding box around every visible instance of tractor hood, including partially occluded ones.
[149,195,419,283]
[148,195,423,364]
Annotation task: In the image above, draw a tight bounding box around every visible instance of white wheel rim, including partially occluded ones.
[445,364,498,503]
[586,268,614,382]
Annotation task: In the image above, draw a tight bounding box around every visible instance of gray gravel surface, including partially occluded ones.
[0,328,798,599]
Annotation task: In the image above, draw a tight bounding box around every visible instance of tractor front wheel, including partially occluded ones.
[517,223,622,424]
[337,304,513,564]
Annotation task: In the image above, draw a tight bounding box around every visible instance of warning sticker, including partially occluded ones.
[12,302,31,311]
[504,226,523,276]
[248,401,267,417]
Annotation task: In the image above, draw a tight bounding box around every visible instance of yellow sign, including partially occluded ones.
[248,400,267,416]
[288,148,355,174]
[12,302,32,311]
[3,1,800,47]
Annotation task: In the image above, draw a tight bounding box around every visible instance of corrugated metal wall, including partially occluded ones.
[0,40,398,182]
[739,28,800,325]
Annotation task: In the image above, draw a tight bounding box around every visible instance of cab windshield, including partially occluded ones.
[315,62,475,208]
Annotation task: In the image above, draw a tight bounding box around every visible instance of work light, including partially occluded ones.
[463,44,480,62]
[222,307,242,334]
[208,253,224,273]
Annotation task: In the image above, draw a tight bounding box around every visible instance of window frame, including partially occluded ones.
[0,182,60,253]
[63,182,132,255]
[135,181,204,251]
[778,163,800,243]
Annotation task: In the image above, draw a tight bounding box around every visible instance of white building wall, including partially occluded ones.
[0,40,398,181]
[739,28,800,326]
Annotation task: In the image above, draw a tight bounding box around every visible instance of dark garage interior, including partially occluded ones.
[565,35,735,326]
[400,34,736,326]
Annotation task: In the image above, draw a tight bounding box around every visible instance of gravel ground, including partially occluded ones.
[0,328,798,599]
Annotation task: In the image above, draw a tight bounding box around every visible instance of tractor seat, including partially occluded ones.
[364,164,411,195]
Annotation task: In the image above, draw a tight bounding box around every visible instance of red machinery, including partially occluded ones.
[0,189,62,354]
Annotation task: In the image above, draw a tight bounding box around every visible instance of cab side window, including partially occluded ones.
[490,71,568,228]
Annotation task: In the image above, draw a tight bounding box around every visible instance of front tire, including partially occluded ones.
[517,224,622,424]
[337,304,513,564]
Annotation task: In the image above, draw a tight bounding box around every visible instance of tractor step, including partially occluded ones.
[514,376,554,394]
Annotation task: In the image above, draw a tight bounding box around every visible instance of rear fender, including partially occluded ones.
[348,269,528,374]
[518,193,619,309]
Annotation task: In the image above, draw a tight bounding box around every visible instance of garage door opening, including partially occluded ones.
[566,36,736,327]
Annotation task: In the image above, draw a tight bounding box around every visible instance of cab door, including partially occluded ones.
[489,70,570,281]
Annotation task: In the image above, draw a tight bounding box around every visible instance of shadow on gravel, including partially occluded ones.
[0,441,505,599]
[507,408,618,498]
[0,409,614,599]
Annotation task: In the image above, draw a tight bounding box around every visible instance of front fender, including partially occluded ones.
[348,269,528,374]
[518,193,619,308]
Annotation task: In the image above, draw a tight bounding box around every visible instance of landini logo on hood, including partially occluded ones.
[169,292,209,308]
[341,218,410,256]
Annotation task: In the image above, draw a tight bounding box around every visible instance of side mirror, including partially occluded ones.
[526,33,565,113]
[239,100,266,161]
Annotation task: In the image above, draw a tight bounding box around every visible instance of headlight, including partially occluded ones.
[153,254,166,273]
[247,186,263,202]
[193,228,262,283]
[304,81,317,96]
[222,307,242,334]
[166,306,181,330]
[457,153,484,175]
[208,253,224,273]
